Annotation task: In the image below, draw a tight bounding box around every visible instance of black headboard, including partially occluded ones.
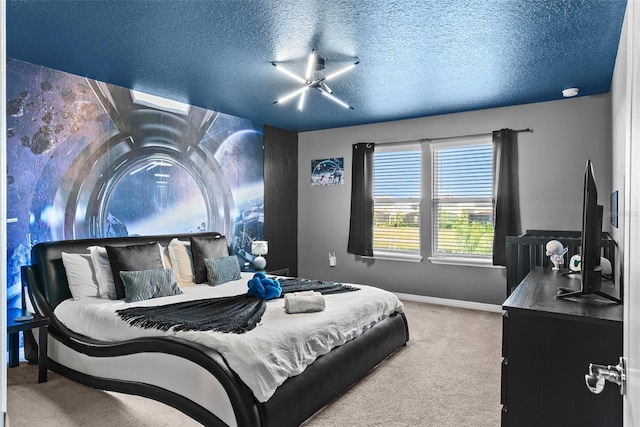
[25,232,223,311]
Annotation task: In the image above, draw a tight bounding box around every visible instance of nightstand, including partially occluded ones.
[7,308,49,383]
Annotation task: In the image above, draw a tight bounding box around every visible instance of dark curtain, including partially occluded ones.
[347,143,375,256]
[492,129,521,265]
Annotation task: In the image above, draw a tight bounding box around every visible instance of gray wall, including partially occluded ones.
[298,95,612,305]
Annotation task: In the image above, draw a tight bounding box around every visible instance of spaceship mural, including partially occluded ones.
[5,59,264,309]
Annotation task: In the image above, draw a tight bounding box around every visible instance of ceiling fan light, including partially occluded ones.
[272,63,306,84]
[272,51,357,111]
[274,86,307,105]
[320,82,333,94]
[298,87,308,111]
[305,50,316,81]
[320,91,353,109]
[324,61,359,81]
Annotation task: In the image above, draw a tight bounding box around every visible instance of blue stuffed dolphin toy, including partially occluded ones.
[247,272,282,300]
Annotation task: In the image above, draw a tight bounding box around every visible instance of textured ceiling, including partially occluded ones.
[6,0,628,132]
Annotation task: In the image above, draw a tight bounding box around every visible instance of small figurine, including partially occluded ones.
[569,254,582,272]
[545,240,568,270]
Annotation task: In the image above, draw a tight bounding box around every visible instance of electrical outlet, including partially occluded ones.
[328,252,337,267]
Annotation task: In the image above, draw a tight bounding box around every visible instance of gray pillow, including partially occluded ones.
[204,256,241,286]
[119,269,182,303]
[190,236,229,284]
[106,242,164,299]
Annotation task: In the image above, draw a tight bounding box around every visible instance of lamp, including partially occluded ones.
[251,241,268,270]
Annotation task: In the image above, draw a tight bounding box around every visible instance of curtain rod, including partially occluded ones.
[374,128,533,146]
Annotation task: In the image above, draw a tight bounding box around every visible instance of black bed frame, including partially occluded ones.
[22,232,409,426]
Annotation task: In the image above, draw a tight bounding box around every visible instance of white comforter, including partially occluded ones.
[54,273,404,402]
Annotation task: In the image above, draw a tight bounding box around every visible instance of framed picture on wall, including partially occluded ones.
[311,157,344,186]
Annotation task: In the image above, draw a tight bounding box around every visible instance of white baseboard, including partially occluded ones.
[394,292,504,313]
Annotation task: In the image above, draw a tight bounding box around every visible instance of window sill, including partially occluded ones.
[363,251,423,263]
[428,256,505,269]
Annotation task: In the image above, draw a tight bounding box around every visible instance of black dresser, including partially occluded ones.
[501,267,623,427]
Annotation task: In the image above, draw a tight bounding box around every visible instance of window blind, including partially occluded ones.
[431,141,494,258]
[373,146,421,254]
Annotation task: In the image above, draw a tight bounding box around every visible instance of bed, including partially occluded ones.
[22,232,409,426]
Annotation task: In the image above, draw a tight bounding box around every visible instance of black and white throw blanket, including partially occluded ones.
[278,277,360,295]
[117,294,266,334]
[116,277,359,334]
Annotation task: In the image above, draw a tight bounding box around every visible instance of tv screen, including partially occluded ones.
[580,159,602,293]
[558,159,619,303]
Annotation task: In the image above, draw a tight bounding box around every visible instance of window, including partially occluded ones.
[373,142,422,257]
[431,136,494,259]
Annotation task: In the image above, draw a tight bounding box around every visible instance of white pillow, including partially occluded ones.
[61,252,100,300]
[160,245,172,270]
[88,245,117,300]
[168,238,196,287]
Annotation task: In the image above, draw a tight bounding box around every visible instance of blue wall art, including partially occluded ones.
[5,59,264,308]
[311,157,344,186]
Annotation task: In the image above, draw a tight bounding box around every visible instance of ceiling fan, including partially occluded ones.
[272,50,359,111]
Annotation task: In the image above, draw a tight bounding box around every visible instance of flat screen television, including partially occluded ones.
[557,160,620,303]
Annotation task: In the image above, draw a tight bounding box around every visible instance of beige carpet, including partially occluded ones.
[7,301,502,427]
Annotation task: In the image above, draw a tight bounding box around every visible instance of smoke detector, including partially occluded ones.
[562,88,579,98]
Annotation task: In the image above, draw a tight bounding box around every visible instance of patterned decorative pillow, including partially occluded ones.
[204,256,241,286]
[119,269,183,303]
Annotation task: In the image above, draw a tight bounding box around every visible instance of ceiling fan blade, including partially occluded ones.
[272,63,306,84]
[320,91,353,109]
[274,86,307,105]
[324,61,359,81]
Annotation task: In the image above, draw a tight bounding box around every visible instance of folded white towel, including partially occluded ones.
[290,291,316,297]
[284,291,326,314]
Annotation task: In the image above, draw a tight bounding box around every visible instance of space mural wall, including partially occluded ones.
[5,59,265,308]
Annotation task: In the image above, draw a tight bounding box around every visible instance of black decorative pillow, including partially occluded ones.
[204,256,241,286]
[190,236,229,284]
[106,242,165,299]
[119,269,182,303]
